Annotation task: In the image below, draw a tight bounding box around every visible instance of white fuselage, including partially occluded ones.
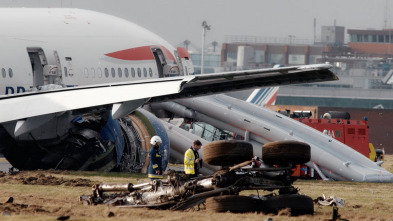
[0,8,193,95]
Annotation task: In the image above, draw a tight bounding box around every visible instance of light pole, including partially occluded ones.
[201,21,210,74]
[288,35,295,45]
[212,41,218,53]
[183,40,190,50]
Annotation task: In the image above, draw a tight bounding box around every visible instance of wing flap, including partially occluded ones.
[150,64,337,102]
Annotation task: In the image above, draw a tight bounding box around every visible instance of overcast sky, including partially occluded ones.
[0,0,390,49]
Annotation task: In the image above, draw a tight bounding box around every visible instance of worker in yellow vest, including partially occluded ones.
[184,140,202,178]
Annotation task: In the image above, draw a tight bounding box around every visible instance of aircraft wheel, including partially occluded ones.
[203,141,253,166]
[260,194,314,216]
[206,195,259,213]
[262,141,310,165]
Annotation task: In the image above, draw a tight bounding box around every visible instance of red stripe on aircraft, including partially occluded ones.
[105,45,175,61]
[105,46,154,60]
[177,47,190,58]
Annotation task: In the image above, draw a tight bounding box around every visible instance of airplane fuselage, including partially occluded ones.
[0,8,192,95]
[0,8,193,171]
[0,8,338,173]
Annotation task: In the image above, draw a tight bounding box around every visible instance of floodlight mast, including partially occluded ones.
[201,21,210,74]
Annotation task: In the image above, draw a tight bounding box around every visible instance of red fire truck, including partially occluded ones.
[287,110,384,179]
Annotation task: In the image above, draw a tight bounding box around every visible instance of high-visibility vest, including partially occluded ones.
[184,148,196,174]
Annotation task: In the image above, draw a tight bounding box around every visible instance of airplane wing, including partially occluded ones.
[150,64,336,102]
[0,64,337,124]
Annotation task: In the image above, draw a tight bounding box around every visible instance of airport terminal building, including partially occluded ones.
[214,26,393,110]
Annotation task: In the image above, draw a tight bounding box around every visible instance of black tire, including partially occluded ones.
[262,141,310,165]
[203,141,253,166]
[206,195,259,213]
[260,194,314,216]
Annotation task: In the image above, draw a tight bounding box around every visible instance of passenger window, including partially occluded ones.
[97,68,102,78]
[64,67,68,77]
[118,68,122,78]
[149,68,153,77]
[125,68,129,78]
[105,68,109,78]
[91,68,95,78]
[137,68,141,77]
[143,68,147,77]
[111,68,115,78]
[8,68,13,78]
[84,68,89,78]
[131,68,135,78]
[1,68,5,78]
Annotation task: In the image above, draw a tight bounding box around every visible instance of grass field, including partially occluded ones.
[0,156,393,220]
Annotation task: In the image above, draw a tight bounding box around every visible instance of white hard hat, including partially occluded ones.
[150,136,162,145]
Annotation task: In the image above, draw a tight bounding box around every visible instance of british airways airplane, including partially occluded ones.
[0,8,337,171]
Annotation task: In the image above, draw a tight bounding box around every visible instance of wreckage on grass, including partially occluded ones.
[80,140,314,215]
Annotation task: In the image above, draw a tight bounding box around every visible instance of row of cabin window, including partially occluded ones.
[1,68,13,78]
[64,67,154,78]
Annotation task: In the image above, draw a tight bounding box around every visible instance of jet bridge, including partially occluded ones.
[151,94,393,182]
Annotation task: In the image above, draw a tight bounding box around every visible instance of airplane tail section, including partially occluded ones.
[246,87,279,106]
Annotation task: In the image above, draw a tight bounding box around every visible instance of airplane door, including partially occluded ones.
[27,48,47,87]
[151,48,166,78]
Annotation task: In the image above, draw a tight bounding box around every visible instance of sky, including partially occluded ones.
[0,0,391,49]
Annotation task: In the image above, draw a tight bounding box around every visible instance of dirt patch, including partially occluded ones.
[0,171,92,187]
[0,199,50,216]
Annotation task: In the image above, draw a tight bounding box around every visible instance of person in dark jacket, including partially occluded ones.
[148,136,163,180]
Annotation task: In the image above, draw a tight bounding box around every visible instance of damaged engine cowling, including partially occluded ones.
[0,108,170,173]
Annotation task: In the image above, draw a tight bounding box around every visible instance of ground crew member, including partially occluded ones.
[184,139,202,178]
[148,136,163,180]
